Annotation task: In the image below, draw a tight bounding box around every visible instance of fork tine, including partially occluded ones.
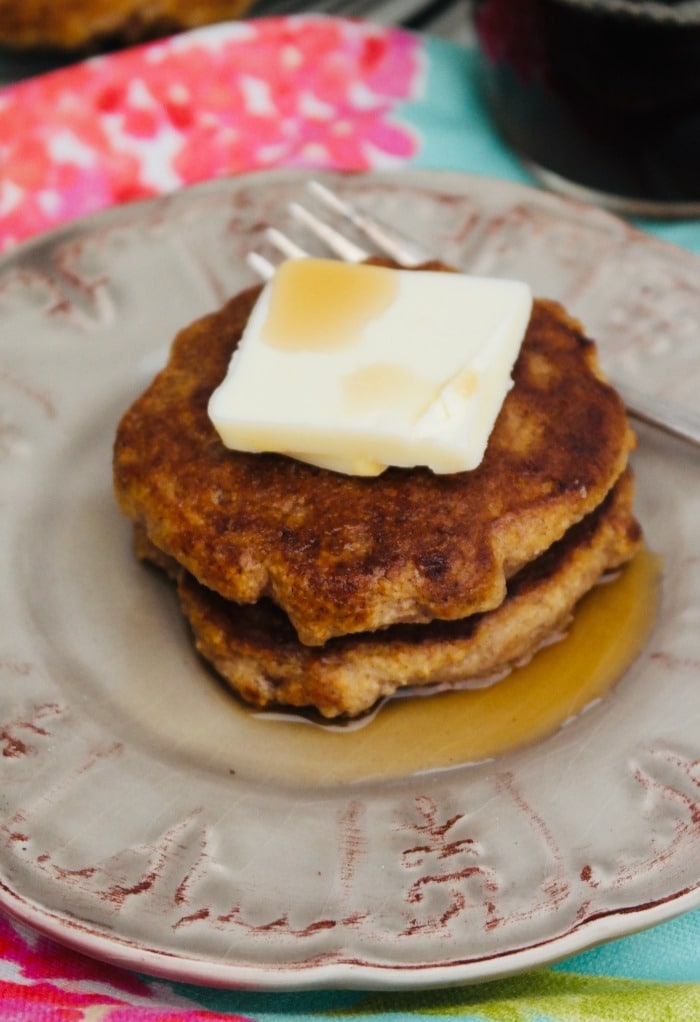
[252,181,432,281]
[288,200,369,263]
[307,180,430,267]
[246,226,310,280]
[246,250,276,280]
[265,226,309,261]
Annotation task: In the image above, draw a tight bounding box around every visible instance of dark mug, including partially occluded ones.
[473,0,700,217]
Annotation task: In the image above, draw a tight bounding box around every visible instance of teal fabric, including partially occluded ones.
[552,909,700,983]
[399,38,532,181]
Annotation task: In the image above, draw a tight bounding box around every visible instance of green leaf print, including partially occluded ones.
[332,969,700,1021]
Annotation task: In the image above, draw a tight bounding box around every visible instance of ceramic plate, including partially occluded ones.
[1,169,699,990]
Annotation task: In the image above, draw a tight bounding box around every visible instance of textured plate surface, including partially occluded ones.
[1,168,699,990]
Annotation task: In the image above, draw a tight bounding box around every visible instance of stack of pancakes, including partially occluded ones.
[113,262,641,719]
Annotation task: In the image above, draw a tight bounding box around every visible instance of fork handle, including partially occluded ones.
[612,379,700,450]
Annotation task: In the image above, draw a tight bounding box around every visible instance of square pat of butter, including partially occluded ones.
[208,259,532,475]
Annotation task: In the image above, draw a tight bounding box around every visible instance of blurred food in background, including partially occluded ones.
[0,0,253,52]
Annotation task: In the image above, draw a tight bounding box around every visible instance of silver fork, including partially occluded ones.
[249,180,700,451]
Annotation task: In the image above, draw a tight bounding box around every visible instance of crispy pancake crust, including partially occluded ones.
[114,265,635,646]
[138,471,641,718]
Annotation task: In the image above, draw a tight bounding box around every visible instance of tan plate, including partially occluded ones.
[1,168,699,990]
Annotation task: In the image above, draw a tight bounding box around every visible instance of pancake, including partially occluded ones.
[136,471,641,719]
[113,265,636,646]
[0,0,251,51]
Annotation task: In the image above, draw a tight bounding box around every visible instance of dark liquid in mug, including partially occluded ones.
[474,0,700,210]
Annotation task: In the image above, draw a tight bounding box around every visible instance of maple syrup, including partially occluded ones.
[239,548,660,786]
[262,259,397,352]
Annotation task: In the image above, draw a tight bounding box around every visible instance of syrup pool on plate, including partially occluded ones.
[227,547,660,787]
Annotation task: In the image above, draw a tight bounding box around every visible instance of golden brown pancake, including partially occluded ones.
[137,471,641,719]
[0,0,251,51]
[114,265,636,647]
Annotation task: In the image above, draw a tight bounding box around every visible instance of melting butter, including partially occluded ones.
[342,362,439,419]
[208,258,533,476]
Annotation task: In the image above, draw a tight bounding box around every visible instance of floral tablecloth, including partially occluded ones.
[1,14,699,1020]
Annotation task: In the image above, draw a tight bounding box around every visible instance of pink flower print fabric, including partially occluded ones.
[0,16,423,254]
[0,913,251,1018]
